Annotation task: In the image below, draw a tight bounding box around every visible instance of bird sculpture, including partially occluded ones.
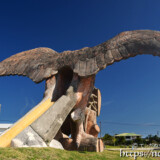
[0,30,160,151]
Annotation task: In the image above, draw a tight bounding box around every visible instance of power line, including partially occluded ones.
[99,121,102,138]
[98,121,160,127]
[0,119,15,123]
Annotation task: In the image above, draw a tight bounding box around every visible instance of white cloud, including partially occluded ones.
[102,101,113,107]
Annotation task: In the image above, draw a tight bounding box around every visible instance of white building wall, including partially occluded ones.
[0,128,6,135]
[0,124,12,135]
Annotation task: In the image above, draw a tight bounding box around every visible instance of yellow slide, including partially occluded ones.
[0,98,54,147]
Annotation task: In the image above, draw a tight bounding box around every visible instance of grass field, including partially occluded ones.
[0,148,160,160]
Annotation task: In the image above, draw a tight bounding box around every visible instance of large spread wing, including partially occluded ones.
[62,30,160,76]
[0,47,59,83]
[1,30,160,81]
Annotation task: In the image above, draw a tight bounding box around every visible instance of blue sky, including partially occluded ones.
[0,0,160,137]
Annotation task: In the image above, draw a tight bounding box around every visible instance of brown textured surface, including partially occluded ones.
[68,30,160,76]
[1,30,160,82]
[85,108,100,137]
[0,48,59,83]
[87,88,101,116]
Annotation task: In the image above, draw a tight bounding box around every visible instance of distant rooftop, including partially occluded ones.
[115,133,141,137]
[0,124,12,129]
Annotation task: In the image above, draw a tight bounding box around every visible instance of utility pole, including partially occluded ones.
[99,121,102,138]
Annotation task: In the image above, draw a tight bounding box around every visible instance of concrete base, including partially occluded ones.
[31,86,77,142]
[49,139,64,150]
[11,126,47,147]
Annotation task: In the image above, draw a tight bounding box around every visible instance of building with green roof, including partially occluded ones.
[115,133,141,141]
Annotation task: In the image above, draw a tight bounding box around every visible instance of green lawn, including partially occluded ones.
[0,148,160,160]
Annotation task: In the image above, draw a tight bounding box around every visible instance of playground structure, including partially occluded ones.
[0,30,160,151]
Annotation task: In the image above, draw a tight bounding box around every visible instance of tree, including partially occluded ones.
[145,134,160,144]
[102,134,114,145]
[134,136,143,145]
[115,136,126,145]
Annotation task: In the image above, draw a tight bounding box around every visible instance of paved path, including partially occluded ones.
[105,148,160,151]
